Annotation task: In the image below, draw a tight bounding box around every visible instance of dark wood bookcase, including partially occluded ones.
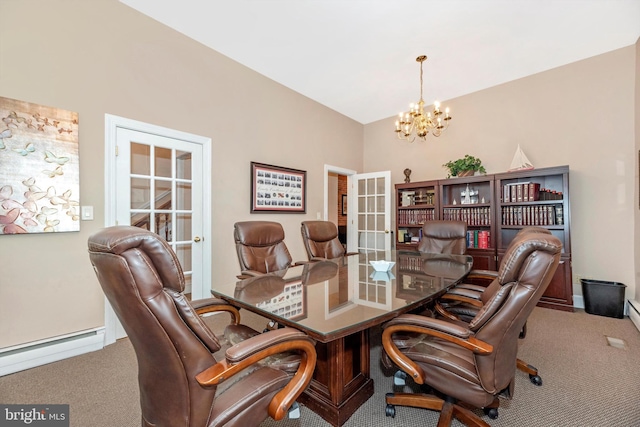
[494,165,572,311]
[395,180,439,251]
[394,165,573,311]
[439,174,496,271]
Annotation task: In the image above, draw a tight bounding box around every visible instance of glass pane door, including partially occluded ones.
[353,171,391,252]
[116,128,202,297]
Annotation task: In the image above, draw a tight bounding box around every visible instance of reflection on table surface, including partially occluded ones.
[213,250,473,342]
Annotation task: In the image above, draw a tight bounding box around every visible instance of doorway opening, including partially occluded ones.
[324,165,356,251]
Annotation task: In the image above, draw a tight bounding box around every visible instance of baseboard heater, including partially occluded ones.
[628,300,640,333]
[0,327,105,377]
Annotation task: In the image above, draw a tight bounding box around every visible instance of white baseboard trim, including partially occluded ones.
[573,294,584,310]
[0,327,105,377]
[627,300,640,332]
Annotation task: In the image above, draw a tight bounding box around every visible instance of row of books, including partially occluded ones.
[397,208,436,225]
[467,230,490,249]
[501,182,563,203]
[442,207,491,226]
[501,205,564,226]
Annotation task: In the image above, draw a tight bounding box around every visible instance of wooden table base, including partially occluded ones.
[298,330,374,426]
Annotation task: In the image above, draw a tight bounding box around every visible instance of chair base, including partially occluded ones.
[517,358,543,386]
[385,392,494,427]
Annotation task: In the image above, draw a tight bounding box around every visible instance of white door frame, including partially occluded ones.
[324,164,357,240]
[104,114,212,344]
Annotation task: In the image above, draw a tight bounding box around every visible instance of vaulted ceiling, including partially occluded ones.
[120,0,640,124]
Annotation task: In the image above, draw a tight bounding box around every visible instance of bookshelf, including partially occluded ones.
[395,180,439,251]
[394,165,573,311]
[495,165,572,311]
[439,174,496,270]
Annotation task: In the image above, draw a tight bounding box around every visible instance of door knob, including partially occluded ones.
[385,229,390,233]
[193,236,201,242]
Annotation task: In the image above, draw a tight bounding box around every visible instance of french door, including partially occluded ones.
[350,171,392,252]
[104,115,211,343]
[115,127,203,295]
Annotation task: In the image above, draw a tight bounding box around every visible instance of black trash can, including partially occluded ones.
[580,279,626,319]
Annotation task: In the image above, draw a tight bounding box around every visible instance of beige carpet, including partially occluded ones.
[1,307,639,426]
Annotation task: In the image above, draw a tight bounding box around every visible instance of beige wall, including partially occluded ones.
[1,0,637,350]
[365,44,638,304]
[0,0,363,348]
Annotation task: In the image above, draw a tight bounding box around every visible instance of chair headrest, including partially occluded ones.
[301,221,338,242]
[498,232,562,284]
[422,220,467,239]
[88,225,184,292]
[234,221,286,246]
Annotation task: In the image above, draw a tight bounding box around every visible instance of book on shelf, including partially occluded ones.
[466,230,490,249]
[502,182,542,203]
[528,183,540,201]
[501,205,564,226]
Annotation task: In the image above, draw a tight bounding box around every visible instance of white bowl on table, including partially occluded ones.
[369,260,395,272]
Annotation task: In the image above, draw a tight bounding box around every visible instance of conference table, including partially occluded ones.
[211,250,473,426]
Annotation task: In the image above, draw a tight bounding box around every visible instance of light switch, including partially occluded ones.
[81,206,94,220]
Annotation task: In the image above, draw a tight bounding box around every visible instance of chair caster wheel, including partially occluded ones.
[385,404,396,418]
[529,374,543,386]
[484,407,498,420]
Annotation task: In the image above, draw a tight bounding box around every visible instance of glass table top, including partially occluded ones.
[212,250,473,342]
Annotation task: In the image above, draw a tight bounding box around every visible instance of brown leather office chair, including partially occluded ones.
[300,220,355,261]
[435,226,553,385]
[88,226,316,427]
[417,220,468,255]
[234,221,293,278]
[382,232,562,426]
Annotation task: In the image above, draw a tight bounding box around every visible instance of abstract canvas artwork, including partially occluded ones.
[0,96,80,234]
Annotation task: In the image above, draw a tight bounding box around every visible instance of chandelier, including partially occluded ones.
[395,55,451,142]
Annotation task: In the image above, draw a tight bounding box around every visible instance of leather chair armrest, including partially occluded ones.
[223,328,314,362]
[464,269,498,286]
[385,314,492,356]
[381,314,492,385]
[385,314,470,338]
[468,269,498,278]
[195,327,317,421]
[441,287,484,303]
[237,269,269,279]
[453,283,488,293]
[192,298,240,325]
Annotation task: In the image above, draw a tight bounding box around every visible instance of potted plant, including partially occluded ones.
[443,155,486,178]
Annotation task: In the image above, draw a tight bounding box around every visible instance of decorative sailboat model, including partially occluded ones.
[508,144,534,172]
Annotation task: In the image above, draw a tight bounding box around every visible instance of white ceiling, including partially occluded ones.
[120,0,640,124]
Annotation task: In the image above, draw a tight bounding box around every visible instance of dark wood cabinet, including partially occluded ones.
[395,165,573,311]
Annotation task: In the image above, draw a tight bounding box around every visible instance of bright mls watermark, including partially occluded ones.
[0,405,68,427]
